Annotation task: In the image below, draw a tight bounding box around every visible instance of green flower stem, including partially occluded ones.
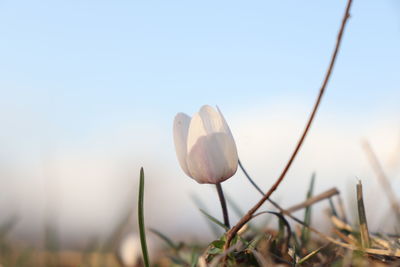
[216,182,230,229]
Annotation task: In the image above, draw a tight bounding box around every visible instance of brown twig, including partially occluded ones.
[362,140,400,222]
[286,187,339,213]
[223,0,353,253]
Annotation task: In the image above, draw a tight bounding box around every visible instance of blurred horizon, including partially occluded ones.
[0,0,399,251]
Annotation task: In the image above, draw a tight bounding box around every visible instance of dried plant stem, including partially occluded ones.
[223,0,353,253]
[216,183,230,228]
[362,140,400,221]
[286,187,339,213]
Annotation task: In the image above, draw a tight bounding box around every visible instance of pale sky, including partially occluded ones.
[0,0,399,248]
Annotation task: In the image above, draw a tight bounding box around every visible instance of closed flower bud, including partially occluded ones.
[173,105,238,184]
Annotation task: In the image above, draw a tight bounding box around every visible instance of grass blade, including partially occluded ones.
[191,194,222,237]
[301,173,315,247]
[297,246,324,264]
[150,228,179,250]
[199,209,229,231]
[138,167,150,267]
[357,180,370,248]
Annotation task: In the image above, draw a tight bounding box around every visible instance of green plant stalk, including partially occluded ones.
[216,182,230,229]
[138,167,150,267]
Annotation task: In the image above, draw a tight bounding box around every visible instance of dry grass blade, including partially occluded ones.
[362,140,400,221]
[331,215,392,250]
[357,180,371,248]
[371,237,391,250]
[297,245,324,264]
[290,215,400,258]
[331,215,353,232]
[333,228,359,246]
[270,197,400,259]
[286,187,339,213]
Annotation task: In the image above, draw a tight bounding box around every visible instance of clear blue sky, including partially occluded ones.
[0,0,399,143]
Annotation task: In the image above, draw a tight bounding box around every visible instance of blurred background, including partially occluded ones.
[0,0,399,257]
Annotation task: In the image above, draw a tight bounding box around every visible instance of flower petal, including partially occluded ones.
[186,106,238,184]
[198,105,227,134]
[215,106,238,177]
[173,112,192,177]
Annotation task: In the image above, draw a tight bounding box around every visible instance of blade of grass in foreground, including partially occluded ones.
[301,173,315,247]
[357,180,370,248]
[199,209,229,231]
[138,167,150,267]
[191,194,222,237]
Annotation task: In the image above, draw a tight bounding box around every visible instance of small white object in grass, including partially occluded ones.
[119,233,141,267]
[173,105,238,184]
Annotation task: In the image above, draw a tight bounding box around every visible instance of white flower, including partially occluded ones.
[119,234,141,267]
[173,105,238,184]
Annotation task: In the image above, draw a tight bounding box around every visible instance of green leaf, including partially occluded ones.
[211,240,225,249]
[138,167,150,267]
[208,247,222,255]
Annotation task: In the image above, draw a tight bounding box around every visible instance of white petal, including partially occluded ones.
[199,105,227,134]
[173,112,192,177]
[187,105,224,152]
[186,106,238,184]
[215,106,238,177]
[216,106,234,136]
